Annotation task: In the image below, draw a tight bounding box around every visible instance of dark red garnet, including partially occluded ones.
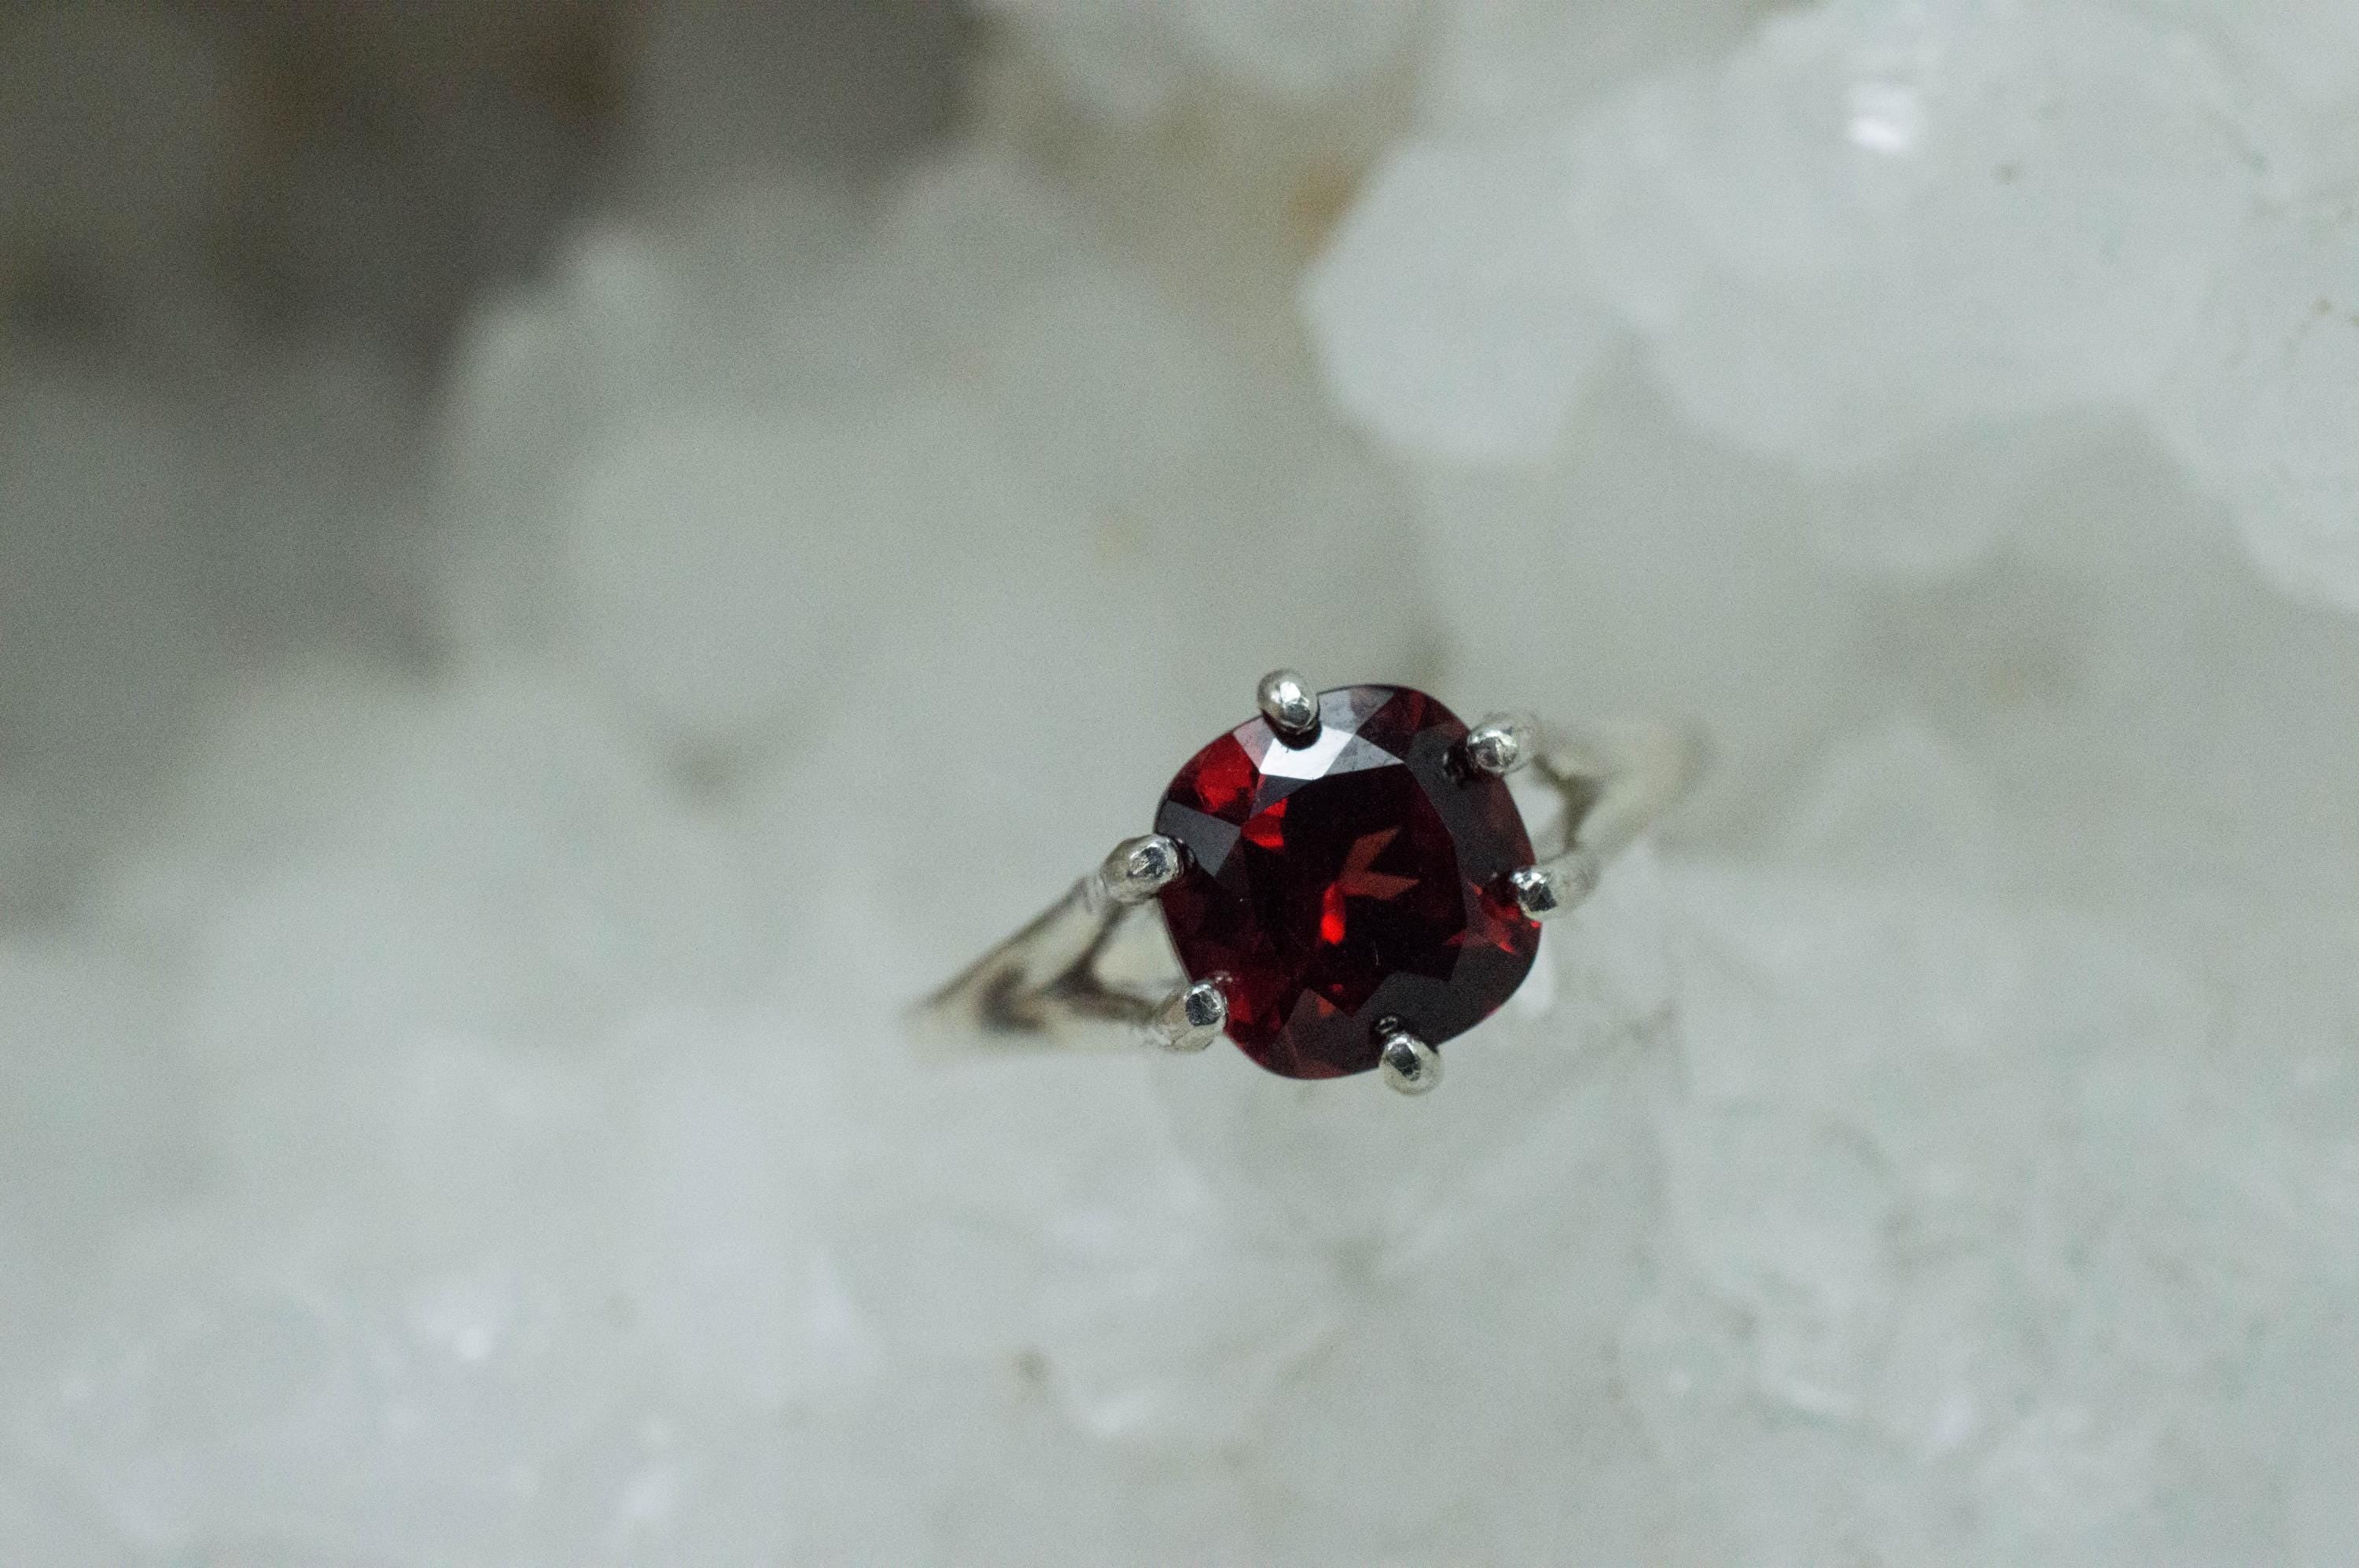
[1153,685,1540,1079]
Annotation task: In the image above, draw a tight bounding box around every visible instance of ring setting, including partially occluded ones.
[1152,681,1540,1080]
[918,672,1695,1096]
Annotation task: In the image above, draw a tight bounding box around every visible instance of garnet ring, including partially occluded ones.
[915,673,1699,1095]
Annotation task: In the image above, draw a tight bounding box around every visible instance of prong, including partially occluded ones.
[1097,834,1184,907]
[1151,978,1227,1052]
[1509,852,1600,921]
[1464,712,1540,776]
[1256,669,1320,745]
[1377,1025,1441,1095]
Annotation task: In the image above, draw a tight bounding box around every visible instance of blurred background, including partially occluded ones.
[4,0,2357,1561]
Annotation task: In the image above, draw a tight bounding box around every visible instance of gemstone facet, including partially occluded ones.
[1153,685,1540,1078]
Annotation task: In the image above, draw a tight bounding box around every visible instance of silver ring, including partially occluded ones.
[912,672,1703,1095]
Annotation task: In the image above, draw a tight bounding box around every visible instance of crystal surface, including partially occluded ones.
[1154,686,1540,1078]
[9,0,2359,1560]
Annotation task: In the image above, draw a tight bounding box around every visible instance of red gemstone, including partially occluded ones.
[1154,685,1540,1079]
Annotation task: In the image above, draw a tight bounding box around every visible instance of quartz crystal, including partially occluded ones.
[9,0,2359,1560]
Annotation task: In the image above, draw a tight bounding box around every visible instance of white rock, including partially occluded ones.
[1781,717,2002,885]
[981,0,1419,116]
[448,150,1433,759]
[18,1007,885,1562]
[1304,134,1621,462]
[1798,423,2051,578]
[2151,195,2359,613]
[1647,863,2359,1560]
[436,186,871,654]
[1419,0,1761,134]
[13,4,2359,1556]
[1173,0,1422,99]
[1408,377,1862,838]
[0,942,186,1405]
[1579,0,2257,466]
[2162,0,2359,192]
[1244,1036,1667,1555]
[820,1047,1336,1448]
[557,402,933,749]
[0,1471,131,1568]
[164,661,756,1067]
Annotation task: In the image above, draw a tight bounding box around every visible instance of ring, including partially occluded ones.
[914,672,1702,1095]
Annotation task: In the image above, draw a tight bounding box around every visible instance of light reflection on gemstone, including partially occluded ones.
[1154,685,1540,1079]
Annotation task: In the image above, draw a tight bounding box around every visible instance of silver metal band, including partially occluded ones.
[911,711,1704,1059]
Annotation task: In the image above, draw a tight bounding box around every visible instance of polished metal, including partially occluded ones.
[911,857,1170,1052]
[1377,1025,1441,1095]
[1509,852,1599,921]
[1094,833,1184,909]
[1255,669,1320,745]
[1499,720,1699,933]
[913,699,1705,1083]
[1151,978,1228,1052]
[1463,712,1539,776]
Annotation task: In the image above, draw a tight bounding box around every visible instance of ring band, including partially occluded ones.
[913,673,1702,1095]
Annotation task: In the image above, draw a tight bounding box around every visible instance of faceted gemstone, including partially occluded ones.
[1154,685,1540,1079]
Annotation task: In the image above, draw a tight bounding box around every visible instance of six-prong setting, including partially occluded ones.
[953,675,1668,1096]
[1154,676,1540,1082]
[1151,978,1229,1052]
[915,674,1695,1098]
[1376,1024,1441,1095]
[1255,668,1320,746]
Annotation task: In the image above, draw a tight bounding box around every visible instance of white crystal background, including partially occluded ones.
[4,0,2357,1561]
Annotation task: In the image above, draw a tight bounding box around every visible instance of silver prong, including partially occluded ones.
[1256,669,1320,745]
[1096,834,1184,907]
[1151,978,1227,1052]
[1509,852,1600,921]
[1464,712,1540,775]
[1377,1025,1441,1095]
